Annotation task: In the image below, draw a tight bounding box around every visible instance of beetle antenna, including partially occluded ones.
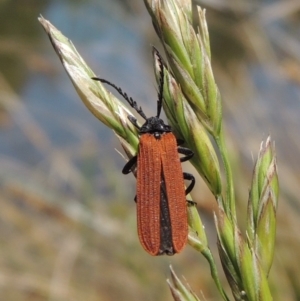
[154,49,164,118]
[92,77,147,120]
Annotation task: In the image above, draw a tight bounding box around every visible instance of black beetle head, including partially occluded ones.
[139,116,171,134]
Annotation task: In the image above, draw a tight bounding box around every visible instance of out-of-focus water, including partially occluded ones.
[1,0,299,172]
[0,0,155,163]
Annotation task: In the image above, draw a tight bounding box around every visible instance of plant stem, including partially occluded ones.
[202,249,231,301]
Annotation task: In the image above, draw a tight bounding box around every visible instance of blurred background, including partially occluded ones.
[0,0,300,300]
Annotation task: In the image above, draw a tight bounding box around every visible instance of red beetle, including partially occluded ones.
[93,48,195,255]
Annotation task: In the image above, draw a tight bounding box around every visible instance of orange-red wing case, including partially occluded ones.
[136,133,188,255]
[160,133,187,253]
[136,133,162,255]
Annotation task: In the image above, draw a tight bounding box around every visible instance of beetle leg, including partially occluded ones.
[178,146,194,162]
[122,156,137,174]
[183,172,195,195]
[128,115,141,130]
[187,199,197,206]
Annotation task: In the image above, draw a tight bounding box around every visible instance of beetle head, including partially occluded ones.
[139,116,171,134]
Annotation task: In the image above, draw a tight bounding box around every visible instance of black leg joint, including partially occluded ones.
[183,172,195,195]
[122,156,137,174]
[178,146,194,162]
